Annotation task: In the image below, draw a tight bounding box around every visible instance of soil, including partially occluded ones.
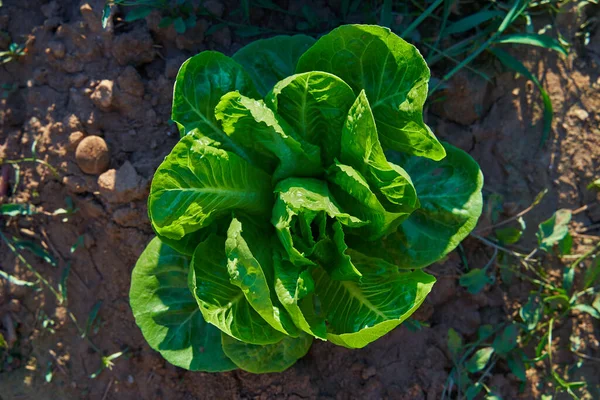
[0,1,598,399]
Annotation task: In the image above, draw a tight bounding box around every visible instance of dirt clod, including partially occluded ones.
[68,131,85,150]
[97,161,146,204]
[75,135,110,175]
[431,71,494,125]
[112,27,155,66]
[90,79,114,110]
[47,41,65,59]
[117,66,145,98]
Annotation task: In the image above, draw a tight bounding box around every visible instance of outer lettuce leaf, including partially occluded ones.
[296,24,445,161]
[312,252,436,348]
[171,52,260,158]
[340,90,419,214]
[273,251,327,339]
[189,234,286,345]
[149,134,272,241]
[233,35,316,97]
[221,331,313,373]
[215,92,322,181]
[130,237,236,371]
[326,162,407,240]
[351,143,483,268]
[266,72,356,165]
[225,217,298,336]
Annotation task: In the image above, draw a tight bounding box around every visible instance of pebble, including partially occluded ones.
[572,108,589,121]
[75,135,110,175]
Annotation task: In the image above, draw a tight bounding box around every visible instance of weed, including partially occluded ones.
[0,42,25,64]
[448,186,600,399]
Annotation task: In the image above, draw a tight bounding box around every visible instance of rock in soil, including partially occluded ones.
[75,135,110,175]
[97,161,147,204]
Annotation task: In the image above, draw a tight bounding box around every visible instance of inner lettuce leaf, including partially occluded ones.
[339,90,419,214]
[215,91,322,181]
[271,177,364,278]
[131,23,484,374]
[266,71,356,165]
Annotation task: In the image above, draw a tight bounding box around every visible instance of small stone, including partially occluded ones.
[90,80,114,110]
[572,108,589,121]
[97,161,146,204]
[47,41,65,58]
[75,135,110,175]
[68,131,85,151]
[204,0,224,17]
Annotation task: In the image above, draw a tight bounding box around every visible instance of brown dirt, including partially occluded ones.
[0,1,598,399]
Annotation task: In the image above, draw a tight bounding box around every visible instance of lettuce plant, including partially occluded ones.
[130,24,483,374]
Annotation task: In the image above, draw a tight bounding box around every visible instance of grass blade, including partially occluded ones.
[0,269,36,286]
[496,33,568,56]
[82,300,103,339]
[13,239,58,267]
[401,0,444,38]
[498,0,529,33]
[489,47,553,146]
[443,9,504,35]
[380,0,392,27]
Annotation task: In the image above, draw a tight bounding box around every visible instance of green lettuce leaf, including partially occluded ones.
[271,177,364,267]
[273,251,327,339]
[189,233,286,345]
[149,134,272,241]
[215,92,322,181]
[225,217,298,336]
[340,90,419,214]
[266,71,356,165]
[312,252,436,348]
[171,52,260,157]
[352,142,483,268]
[296,24,445,160]
[326,162,408,240]
[130,237,236,371]
[233,35,316,97]
[221,331,313,373]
